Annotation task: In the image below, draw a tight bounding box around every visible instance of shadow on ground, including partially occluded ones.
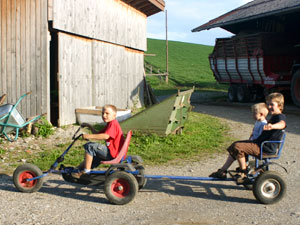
[0,173,257,205]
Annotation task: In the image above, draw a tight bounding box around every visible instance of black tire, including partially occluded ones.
[252,171,286,204]
[291,70,300,108]
[249,86,258,102]
[104,171,138,205]
[13,163,44,193]
[134,165,147,190]
[228,85,237,102]
[237,85,250,102]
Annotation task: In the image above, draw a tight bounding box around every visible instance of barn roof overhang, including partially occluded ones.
[121,0,165,16]
[192,0,300,34]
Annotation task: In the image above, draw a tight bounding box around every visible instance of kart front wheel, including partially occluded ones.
[253,171,286,204]
[13,163,44,193]
[104,171,138,205]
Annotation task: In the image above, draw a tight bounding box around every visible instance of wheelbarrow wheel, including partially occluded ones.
[252,171,286,204]
[13,163,44,193]
[104,171,138,205]
[134,165,147,190]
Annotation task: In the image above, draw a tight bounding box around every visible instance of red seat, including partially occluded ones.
[101,130,132,165]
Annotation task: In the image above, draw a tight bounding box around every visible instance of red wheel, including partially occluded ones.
[13,164,44,193]
[110,178,130,198]
[18,171,38,188]
[104,171,138,205]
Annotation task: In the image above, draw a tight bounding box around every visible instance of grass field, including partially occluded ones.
[145,38,227,95]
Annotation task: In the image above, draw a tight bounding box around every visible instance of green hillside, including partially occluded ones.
[145,38,227,93]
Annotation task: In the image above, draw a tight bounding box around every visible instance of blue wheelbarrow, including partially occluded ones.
[0,92,44,142]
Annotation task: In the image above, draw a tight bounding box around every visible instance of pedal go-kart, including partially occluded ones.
[140,130,288,205]
[13,127,146,205]
[13,125,287,205]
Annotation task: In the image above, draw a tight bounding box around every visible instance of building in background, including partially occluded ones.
[0,0,165,126]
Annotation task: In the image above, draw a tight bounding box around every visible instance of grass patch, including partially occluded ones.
[145,38,228,95]
[128,112,229,164]
[7,112,231,171]
[31,142,85,171]
[33,116,55,138]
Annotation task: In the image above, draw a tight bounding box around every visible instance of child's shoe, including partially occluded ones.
[71,169,90,179]
[234,168,248,184]
[209,169,227,179]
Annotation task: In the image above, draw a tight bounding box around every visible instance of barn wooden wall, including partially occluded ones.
[1,0,150,126]
[58,32,144,126]
[52,0,147,126]
[52,0,147,51]
[0,0,48,119]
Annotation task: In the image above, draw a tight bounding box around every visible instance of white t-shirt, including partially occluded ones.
[250,119,267,140]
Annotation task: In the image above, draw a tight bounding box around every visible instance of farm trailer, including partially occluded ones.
[209,32,300,107]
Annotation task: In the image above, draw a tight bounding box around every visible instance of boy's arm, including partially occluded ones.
[81,123,98,134]
[83,133,110,140]
[264,120,286,130]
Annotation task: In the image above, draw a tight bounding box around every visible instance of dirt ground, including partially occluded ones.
[0,99,300,225]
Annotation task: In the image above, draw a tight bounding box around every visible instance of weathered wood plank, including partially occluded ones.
[25,0,31,116]
[48,0,53,21]
[56,32,144,126]
[20,0,26,113]
[6,0,12,103]
[15,0,21,106]
[30,0,36,115]
[42,0,49,118]
[0,0,48,118]
[58,32,93,126]
[11,0,17,103]
[35,0,42,114]
[0,0,2,96]
[52,0,147,51]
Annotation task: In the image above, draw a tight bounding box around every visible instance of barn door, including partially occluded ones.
[57,32,93,126]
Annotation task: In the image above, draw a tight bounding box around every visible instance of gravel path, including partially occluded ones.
[1,102,300,225]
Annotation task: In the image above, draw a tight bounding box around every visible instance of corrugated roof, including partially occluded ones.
[121,0,165,16]
[192,0,300,32]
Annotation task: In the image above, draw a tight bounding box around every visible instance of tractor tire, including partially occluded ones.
[237,85,250,102]
[13,163,44,193]
[228,85,238,102]
[291,70,300,108]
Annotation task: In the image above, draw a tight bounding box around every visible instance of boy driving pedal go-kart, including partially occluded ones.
[72,104,124,178]
[13,104,146,205]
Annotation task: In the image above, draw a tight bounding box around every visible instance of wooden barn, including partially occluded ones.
[0,0,165,126]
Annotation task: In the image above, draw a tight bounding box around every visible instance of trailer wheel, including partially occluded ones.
[104,171,138,205]
[237,85,250,102]
[13,163,44,193]
[252,171,286,204]
[291,70,300,108]
[228,85,237,102]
